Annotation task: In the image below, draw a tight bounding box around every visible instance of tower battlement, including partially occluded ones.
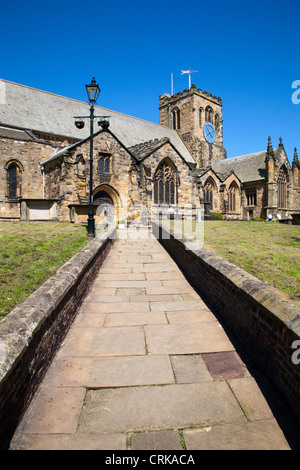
[159,84,226,169]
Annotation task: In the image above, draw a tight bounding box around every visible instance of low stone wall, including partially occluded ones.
[0,227,116,450]
[152,222,300,419]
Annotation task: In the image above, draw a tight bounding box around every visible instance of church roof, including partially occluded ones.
[0,79,196,165]
[211,150,269,182]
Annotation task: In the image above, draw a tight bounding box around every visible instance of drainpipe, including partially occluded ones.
[41,164,45,199]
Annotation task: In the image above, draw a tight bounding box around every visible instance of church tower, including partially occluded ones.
[159,84,227,169]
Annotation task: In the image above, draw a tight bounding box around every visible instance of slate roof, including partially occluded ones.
[0,126,39,142]
[0,79,196,165]
[128,137,170,159]
[211,150,269,182]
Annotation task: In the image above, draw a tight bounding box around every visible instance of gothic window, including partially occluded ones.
[246,188,257,206]
[205,106,213,123]
[99,153,111,173]
[228,184,237,211]
[199,107,203,127]
[203,180,213,209]
[5,161,22,198]
[154,160,177,205]
[278,167,287,208]
[8,164,17,197]
[172,107,180,130]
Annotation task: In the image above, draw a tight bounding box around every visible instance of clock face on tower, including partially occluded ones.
[203,122,216,143]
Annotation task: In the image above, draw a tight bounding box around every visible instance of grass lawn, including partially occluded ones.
[0,222,90,321]
[171,219,300,302]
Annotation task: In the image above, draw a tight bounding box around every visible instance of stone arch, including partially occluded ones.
[93,184,122,223]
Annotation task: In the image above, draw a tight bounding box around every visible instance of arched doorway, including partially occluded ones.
[93,189,114,226]
[93,184,122,225]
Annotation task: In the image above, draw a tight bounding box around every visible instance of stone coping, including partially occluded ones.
[0,226,116,385]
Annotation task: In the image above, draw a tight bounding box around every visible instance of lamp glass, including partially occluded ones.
[86,77,100,104]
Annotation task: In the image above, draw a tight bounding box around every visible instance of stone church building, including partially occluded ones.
[0,78,299,225]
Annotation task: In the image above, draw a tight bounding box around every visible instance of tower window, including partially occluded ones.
[172,107,180,130]
[199,107,203,127]
[205,106,213,123]
[215,114,219,131]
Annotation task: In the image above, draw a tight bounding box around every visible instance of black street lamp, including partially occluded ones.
[74,77,110,238]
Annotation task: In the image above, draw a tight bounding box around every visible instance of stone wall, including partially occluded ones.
[152,221,300,419]
[0,227,116,450]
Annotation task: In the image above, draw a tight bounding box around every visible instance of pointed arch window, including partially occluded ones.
[228,183,237,212]
[205,106,213,123]
[5,160,22,198]
[154,160,177,205]
[278,167,287,208]
[204,180,213,209]
[172,107,180,130]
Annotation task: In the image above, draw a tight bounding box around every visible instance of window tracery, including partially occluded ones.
[154,161,177,204]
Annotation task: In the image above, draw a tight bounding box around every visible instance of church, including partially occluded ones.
[0,78,299,225]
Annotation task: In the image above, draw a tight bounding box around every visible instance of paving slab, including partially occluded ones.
[183,420,291,450]
[145,322,235,354]
[202,351,248,380]
[43,355,175,388]
[166,309,217,323]
[104,311,167,327]
[10,433,127,451]
[78,383,245,433]
[55,325,146,357]
[14,386,86,434]
[131,430,183,450]
[170,355,213,383]
[228,376,275,421]
[80,300,150,314]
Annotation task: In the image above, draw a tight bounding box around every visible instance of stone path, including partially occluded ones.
[9,229,298,450]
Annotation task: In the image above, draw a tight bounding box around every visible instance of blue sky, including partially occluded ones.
[1,0,300,163]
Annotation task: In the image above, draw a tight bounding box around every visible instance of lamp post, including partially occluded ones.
[74,77,109,238]
[86,78,100,238]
